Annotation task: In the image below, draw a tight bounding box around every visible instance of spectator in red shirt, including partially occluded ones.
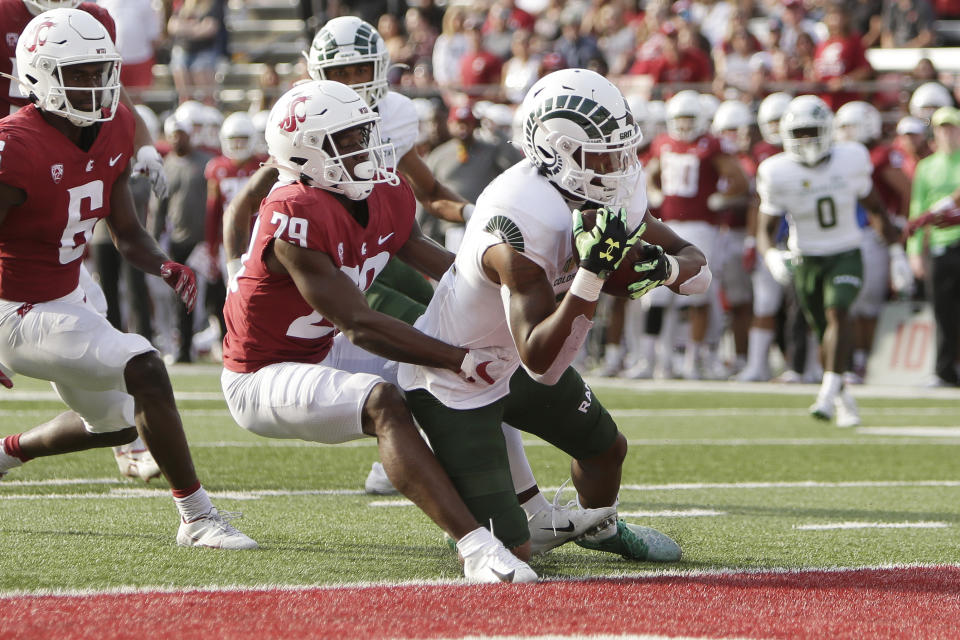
[459,18,502,100]
[629,21,712,84]
[482,0,534,34]
[812,2,873,110]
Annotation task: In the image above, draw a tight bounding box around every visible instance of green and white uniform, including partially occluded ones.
[757,141,872,336]
[398,160,646,547]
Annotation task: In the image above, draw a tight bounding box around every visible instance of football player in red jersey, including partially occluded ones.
[0,9,256,550]
[203,111,267,344]
[0,0,166,197]
[834,101,914,382]
[220,80,536,583]
[738,91,791,382]
[711,100,760,377]
[0,0,168,481]
[637,90,748,380]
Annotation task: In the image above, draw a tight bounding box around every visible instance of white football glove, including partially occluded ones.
[459,347,514,385]
[132,145,169,200]
[888,244,915,297]
[763,248,793,286]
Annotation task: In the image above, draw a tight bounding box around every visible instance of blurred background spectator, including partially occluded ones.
[97,0,164,92]
[881,0,936,49]
[167,0,226,103]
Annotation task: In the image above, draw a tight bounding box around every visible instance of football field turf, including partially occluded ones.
[1,364,959,638]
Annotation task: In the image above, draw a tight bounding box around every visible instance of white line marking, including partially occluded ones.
[2,562,957,599]
[612,407,959,418]
[795,522,950,531]
[616,480,960,491]
[369,499,414,507]
[0,478,123,487]
[176,435,960,451]
[619,509,726,518]
[5,480,960,501]
[857,427,960,437]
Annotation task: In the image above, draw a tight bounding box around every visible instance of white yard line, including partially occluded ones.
[857,427,960,437]
[795,522,949,531]
[2,562,957,599]
[4,479,960,501]
[619,509,726,518]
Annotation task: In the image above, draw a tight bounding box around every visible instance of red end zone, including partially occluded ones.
[3,566,959,639]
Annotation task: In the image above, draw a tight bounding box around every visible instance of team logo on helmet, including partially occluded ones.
[24,20,55,52]
[280,96,309,132]
[313,21,381,61]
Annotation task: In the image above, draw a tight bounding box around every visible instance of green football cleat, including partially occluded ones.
[575,519,682,562]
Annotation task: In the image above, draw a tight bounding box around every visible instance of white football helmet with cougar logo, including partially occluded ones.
[305,16,390,108]
[16,8,121,127]
[665,90,706,142]
[265,80,397,200]
[519,68,643,207]
[219,112,258,162]
[780,95,834,166]
[834,101,881,145]
[757,92,792,146]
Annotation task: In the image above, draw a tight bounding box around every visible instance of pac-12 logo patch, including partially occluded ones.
[50,163,63,184]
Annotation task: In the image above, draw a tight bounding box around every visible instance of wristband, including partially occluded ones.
[569,269,605,302]
[663,254,680,286]
[461,203,475,221]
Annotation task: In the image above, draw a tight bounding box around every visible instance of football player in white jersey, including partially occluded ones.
[400,69,710,563]
[757,96,901,427]
[221,17,620,556]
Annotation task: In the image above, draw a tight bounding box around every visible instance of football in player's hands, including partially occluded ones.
[602,242,670,298]
[571,207,644,277]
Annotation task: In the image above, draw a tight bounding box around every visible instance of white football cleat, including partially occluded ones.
[114,440,162,482]
[528,500,616,556]
[177,508,258,550]
[364,461,399,495]
[463,542,538,584]
[809,395,834,421]
[622,360,654,380]
[735,365,771,382]
[834,390,861,428]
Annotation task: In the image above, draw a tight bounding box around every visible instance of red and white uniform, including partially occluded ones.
[0,104,152,433]
[751,140,781,166]
[870,144,905,217]
[204,153,266,263]
[650,132,723,224]
[0,105,133,302]
[716,151,758,308]
[852,143,904,318]
[647,132,723,306]
[0,0,116,115]
[221,178,416,443]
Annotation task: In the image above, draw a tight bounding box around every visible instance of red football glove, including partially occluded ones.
[0,369,12,389]
[160,261,198,312]
[459,347,513,385]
